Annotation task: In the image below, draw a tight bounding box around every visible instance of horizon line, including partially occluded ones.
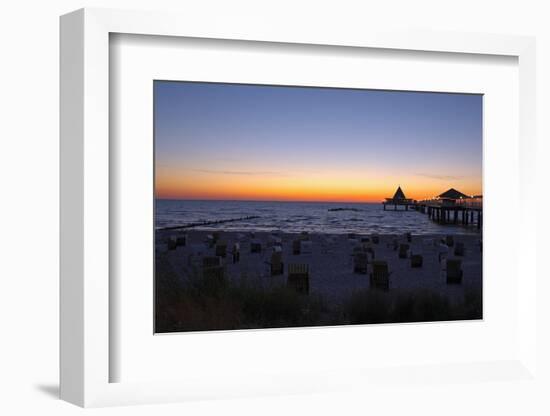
[156,197,390,204]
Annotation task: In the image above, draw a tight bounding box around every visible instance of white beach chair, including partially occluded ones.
[422,238,435,250]
[387,238,399,251]
[438,243,449,263]
[454,242,465,256]
[156,243,168,253]
[268,234,282,248]
[231,242,240,263]
[167,235,178,250]
[300,240,313,254]
[266,250,284,276]
[321,235,334,254]
[398,243,410,259]
[187,243,206,267]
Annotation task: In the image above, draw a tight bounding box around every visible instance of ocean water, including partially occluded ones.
[156,199,480,235]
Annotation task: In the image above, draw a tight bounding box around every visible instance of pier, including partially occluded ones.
[383,187,483,229]
[415,200,482,229]
[418,188,482,229]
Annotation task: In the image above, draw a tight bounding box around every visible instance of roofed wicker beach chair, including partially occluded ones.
[353,251,368,274]
[205,234,215,248]
[351,246,363,263]
[215,241,227,258]
[268,235,283,248]
[231,242,240,263]
[175,234,186,247]
[389,238,399,251]
[186,243,206,267]
[366,243,375,253]
[370,260,390,291]
[410,252,423,268]
[202,256,224,284]
[445,259,463,284]
[203,256,221,267]
[361,243,375,260]
[352,244,363,253]
[167,235,178,250]
[422,238,436,249]
[454,242,465,256]
[267,250,284,276]
[438,242,450,263]
[287,263,309,294]
[156,242,168,253]
[398,243,410,259]
[250,240,262,253]
[292,239,301,255]
[301,240,313,254]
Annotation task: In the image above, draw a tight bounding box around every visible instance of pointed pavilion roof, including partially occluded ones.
[438,188,469,199]
[392,186,407,200]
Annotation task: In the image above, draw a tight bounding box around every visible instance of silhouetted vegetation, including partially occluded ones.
[155,256,329,332]
[343,288,481,325]
[155,254,482,332]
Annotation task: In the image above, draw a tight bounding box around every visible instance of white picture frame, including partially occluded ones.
[60,8,538,408]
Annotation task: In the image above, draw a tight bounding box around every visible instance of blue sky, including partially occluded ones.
[154,81,482,202]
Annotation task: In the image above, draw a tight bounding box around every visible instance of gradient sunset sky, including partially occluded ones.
[154,81,482,203]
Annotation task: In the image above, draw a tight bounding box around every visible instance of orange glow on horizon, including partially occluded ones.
[155,169,482,203]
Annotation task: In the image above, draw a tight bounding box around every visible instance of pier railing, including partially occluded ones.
[455,198,483,209]
[418,198,482,210]
[414,197,482,229]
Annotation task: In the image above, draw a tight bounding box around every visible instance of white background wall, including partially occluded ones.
[0,0,548,414]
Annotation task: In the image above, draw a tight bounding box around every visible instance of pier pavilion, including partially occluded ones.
[416,188,483,229]
[383,186,415,211]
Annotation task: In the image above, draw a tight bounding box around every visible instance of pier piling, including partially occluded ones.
[406,198,482,231]
[382,187,482,231]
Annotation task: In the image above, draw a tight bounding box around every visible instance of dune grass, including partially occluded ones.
[343,287,482,325]
[155,255,482,332]
[155,258,328,332]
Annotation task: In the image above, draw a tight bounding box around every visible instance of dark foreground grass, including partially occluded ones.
[344,288,482,325]
[155,259,329,332]
[155,257,482,332]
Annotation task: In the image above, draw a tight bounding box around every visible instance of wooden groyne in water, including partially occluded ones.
[158,215,260,231]
[328,207,360,212]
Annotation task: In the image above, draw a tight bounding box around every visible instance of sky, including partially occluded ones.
[154,81,482,203]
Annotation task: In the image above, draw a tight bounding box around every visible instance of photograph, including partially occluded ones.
[154,80,483,333]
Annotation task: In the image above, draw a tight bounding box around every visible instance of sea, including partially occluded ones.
[156,199,479,235]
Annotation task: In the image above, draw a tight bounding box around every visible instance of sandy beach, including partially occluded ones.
[155,228,482,331]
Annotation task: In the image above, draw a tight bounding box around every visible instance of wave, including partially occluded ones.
[155,200,480,235]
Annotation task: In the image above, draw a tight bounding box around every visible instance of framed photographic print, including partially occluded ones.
[60,8,538,408]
